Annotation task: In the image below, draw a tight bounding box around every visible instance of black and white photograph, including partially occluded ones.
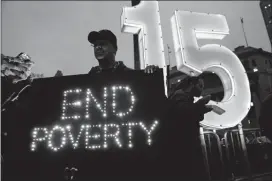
[1,0,272,180]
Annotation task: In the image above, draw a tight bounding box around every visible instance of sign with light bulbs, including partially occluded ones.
[7,71,166,154]
[121,1,251,129]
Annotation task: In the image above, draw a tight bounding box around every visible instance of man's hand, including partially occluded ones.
[195,95,211,106]
[194,95,213,121]
[1,53,34,84]
[144,65,159,74]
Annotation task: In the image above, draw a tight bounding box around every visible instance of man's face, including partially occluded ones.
[183,78,204,97]
[191,78,204,97]
[93,40,116,60]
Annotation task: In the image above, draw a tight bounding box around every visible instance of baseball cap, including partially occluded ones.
[88,29,118,51]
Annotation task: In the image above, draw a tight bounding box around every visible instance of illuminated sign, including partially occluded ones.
[31,121,159,152]
[122,1,251,129]
[7,71,165,153]
[170,11,251,129]
[4,71,166,180]
[121,1,165,69]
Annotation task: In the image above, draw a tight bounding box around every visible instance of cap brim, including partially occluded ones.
[88,31,105,44]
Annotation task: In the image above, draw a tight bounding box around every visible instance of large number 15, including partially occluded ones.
[121,1,251,129]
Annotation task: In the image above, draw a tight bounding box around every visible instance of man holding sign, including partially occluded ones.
[87,29,212,179]
[2,29,212,180]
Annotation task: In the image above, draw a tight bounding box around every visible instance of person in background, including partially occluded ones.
[158,75,212,180]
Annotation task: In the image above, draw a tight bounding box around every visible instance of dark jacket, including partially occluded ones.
[155,88,207,179]
[88,61,132,74]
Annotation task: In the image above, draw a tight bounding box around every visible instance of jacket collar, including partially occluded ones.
[95,61,125,73]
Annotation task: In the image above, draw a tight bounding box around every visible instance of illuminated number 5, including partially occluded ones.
[170,11,251,129]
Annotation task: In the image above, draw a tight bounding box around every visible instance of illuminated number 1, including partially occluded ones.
[121,1,165,69]
[121,1,168,96]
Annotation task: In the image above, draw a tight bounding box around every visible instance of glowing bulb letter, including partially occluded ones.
[86,88,107,118]
[112,86,135,118]
[48,125,67,151]
[30,128,48,151]
[103,124,122,148]
[85,124,102,150]
[170,11,251,129]
[62,89,82,120]
[121,1,168,96]
[66,125,85,149]
[139,120,158,145]
[126,122,138,148]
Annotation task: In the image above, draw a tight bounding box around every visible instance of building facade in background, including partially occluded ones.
[235,46,272,128]
[260,0,272,52]
[235,46,272,101]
